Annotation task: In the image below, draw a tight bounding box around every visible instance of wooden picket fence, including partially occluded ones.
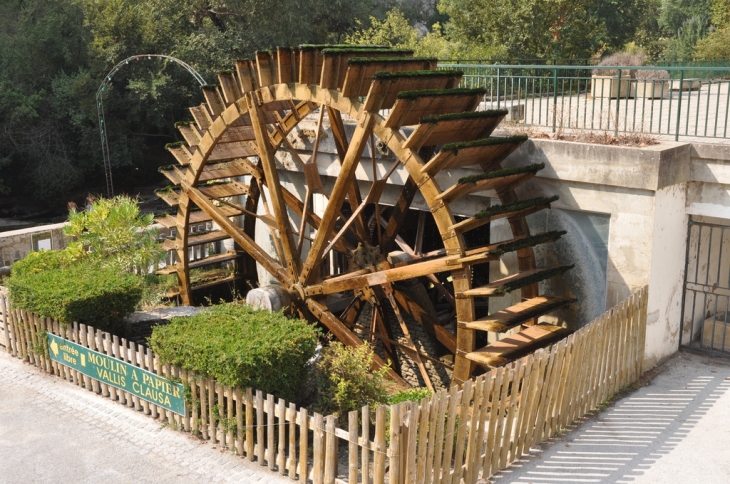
[0,285,647,484]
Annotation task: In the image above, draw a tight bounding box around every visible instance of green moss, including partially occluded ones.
[154,185,177,195]
[458,163,544,185]
[474,195,559,219]
[322,48,413,55]
[347,56,437,65]
[489,231,567,258]
[420,109,508,124]
[158,164,175,172]
[299,44,387,50]
[372,69,462,80]
[396,87,485,100]
[165,141,187,150]
[201,84,219,90]
[492,265,574,296]
[443,135,528,154]
[174,120,195,128]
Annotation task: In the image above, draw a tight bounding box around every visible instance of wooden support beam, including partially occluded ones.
[247,93,301,279]
[300,111,375,285]
[184,183,291,286]
[326,106,370,242]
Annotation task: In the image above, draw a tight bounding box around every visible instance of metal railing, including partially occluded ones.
[438,64,730,140]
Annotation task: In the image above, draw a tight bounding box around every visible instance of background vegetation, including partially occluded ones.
[1,0,728,207]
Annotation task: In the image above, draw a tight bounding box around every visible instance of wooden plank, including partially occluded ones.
[267,394,275,470]
[349,411,359,484]
[361,406,371,484]
[499,359,524,468]
[373,405,387,484]
[388,403,401,484]
[324,415,337,484]
[460,266,573,298]
[313,413,325,484]
[486,366,509,477]
[200,378,209,439]
[245,388,254,458]
[288,402,297,477]
[463,376,485,484]
[416,397,431,484]
[465,324,569,368]
[425,390,444,483]
[461,296,576,332]
[277,398,287,474]
[405,401,419,484]
[404,112,506,150]
[228,386,235,448]
[256,390,265,464]
[448,379,472,484]
[299,407,309,481]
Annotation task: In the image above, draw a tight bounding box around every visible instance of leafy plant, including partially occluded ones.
[315,342,390,417]
[64,195,165,271]
[149,303,319,403]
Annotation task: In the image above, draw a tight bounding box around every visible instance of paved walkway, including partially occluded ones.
[0,351,289,484]
[491,351,730,484]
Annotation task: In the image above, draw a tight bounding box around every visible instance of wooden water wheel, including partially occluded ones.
[155,46,576,387]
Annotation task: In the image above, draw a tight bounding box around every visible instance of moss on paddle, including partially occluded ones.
[395,87,485,100]
[201,84,220,90]
[373,69,462,80]
[321,48,412,55]
[164,141,188,150]
[174,120,195,128]
[474,195,559,219]
[489,231,567,258]
[442,134,528,155]
[492,265,574,295]
[458,163,544,185]
[347,56,437,65]
[420,109,508,124]
[299,44,387,50]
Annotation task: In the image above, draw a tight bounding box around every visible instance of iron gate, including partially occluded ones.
[680,217,730,355]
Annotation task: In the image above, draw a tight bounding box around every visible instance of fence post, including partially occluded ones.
[552,68,558,132]
[496,67,501,109]
[615,68,622,137]
[675,69,685,141]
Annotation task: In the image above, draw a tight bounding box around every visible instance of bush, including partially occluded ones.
[148,303,319,403]
[8,259,144,334]
[315,342,390,417]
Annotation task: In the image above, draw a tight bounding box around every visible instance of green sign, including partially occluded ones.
[47,333,185,415]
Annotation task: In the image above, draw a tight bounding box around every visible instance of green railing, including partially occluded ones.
[437,64,730,140]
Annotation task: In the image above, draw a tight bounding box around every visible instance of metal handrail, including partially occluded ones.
[439,63,730,141]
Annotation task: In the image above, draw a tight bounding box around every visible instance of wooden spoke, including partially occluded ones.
[326,106,369,242]
[383,284,434,391]
[247,94,301,278]
[300,111,375,285]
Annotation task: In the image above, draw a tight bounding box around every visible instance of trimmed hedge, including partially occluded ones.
[148,303,320,403]
[8,258,144,334]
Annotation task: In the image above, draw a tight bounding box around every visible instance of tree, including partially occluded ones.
[438,0,655,59]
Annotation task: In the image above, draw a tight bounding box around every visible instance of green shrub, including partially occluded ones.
[315,342,390,417]
[388,387,432,405]
[8,260,144,334]
[148,303,319,403]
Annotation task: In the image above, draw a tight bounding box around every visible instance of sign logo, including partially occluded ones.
[47,333,186,415]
